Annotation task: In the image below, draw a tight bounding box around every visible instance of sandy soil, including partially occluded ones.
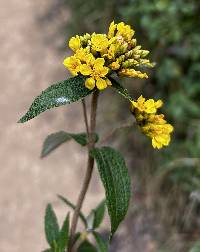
[0,1,104,251]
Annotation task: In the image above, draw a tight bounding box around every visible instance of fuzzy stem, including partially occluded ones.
[69,91,99,251]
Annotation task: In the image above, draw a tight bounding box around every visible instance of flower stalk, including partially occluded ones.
[69,91,99,251]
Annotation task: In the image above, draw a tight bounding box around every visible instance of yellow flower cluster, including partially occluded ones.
[63,21,153,90]
[130,96,174,149]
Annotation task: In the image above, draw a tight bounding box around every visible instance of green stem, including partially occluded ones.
[69,91,99,251]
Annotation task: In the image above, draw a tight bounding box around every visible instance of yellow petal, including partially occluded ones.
[108,21,117,39]
[85,78,96,90]
[94,58,105,68]
[152,138,163,149]
[96,78,107,90]
[79,64,92,76]
[106,78,112,86]
[69,36,81,51]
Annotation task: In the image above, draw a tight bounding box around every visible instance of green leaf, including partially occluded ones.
[45,204,60,248]
[74,232,81,244]
[109,76,132,100]
[86,210,95,231]
[57,213,70,252]
[78,240,97,252]
[41,131,99,158]
[18,75,91,123]
[93,200,106,229]
[42,249,53,252]
[57,195,87,227]
[93,232,108,252]
[86,200,106,231]
[90,147,131,238]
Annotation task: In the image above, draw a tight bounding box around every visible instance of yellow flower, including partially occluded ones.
[85,78,95,90]
[78,57,109,90]
[69,36,81,51]
[91,34,109,52]
[63,56,81,76]
[131,95,163,114]
[142,120,174,149]
[96,78,107,90]
[119,69,148,79]
[110,61,120,70]
[79,64,92,75]
[108,21,117,39]
[116,22,135,42]
[75,48,95,65]
[130,96,173,149]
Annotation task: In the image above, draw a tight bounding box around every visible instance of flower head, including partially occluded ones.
[130,96,173,149]
[63,21,154,90]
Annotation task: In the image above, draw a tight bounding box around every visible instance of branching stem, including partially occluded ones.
[69,91,99,252]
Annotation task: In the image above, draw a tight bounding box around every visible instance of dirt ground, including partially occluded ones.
[0,1,105,251]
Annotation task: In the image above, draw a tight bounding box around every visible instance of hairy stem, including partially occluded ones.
[69,91,99,251]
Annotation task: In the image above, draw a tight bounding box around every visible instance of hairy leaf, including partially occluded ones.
[41,131,99,158]
[90,147,131,238]
[57,195,87,226]
[18,75,90,123]
[93,232,108,252]
[45,204,60,248]
[78,240,97,252]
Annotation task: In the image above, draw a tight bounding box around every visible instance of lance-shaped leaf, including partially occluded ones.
[93,232,108,252]
[45,204,60,248]
[18,75,91,123]
[109,76,132,100]
[41,131,99,158]
[93,200,106,229]
[90,147,131,238]
[86,200,106,231]
[57,195,87,226]
[57,213,70,252]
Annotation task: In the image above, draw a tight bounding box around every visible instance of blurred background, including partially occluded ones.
[1,0,200,251]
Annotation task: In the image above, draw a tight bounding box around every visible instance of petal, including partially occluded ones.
[94,58,105,68]
[96,78,107,90]
[79,64,92,76]
[106,78,112,86]
[85,78,96,90]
